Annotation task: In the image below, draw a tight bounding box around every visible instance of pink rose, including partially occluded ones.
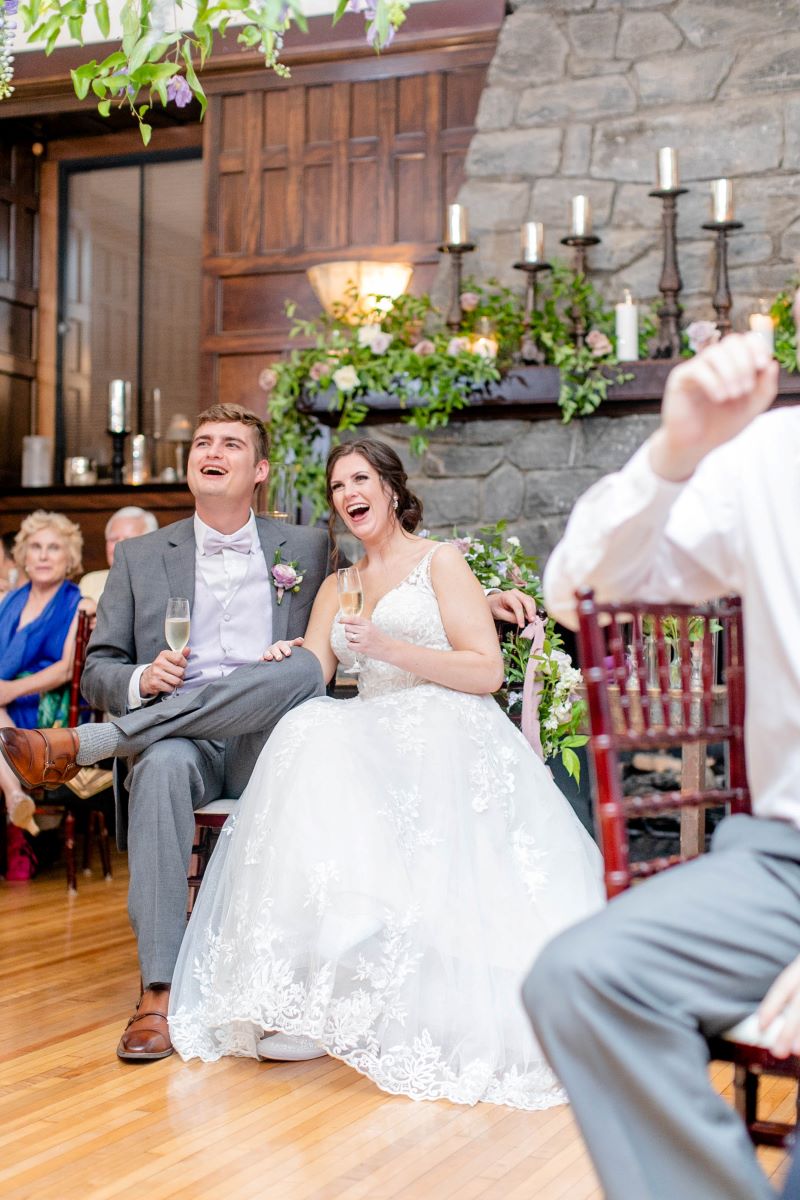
[309,361,331,382]
[586,329,613,358]
[258,367,279,392]
[412,339,436,356]
[272,563,298,588]
[460,291,479,312]
[687,320,721,354]
[450,536,472,554]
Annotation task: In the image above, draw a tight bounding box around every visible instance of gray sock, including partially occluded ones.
[76,723,121,764]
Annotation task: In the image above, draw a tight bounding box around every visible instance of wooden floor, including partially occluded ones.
[0,851,792,1200]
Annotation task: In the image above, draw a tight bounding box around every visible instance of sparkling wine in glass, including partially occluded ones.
[165,597,191,653]
[337,567,364,673]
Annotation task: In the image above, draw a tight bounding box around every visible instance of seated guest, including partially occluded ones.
[0,533,19,598]
[80,506,158,605]
[0,512,83,838]
[523,329,799,1200]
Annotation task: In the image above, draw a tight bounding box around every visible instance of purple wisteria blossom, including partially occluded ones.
[167,74,193,108]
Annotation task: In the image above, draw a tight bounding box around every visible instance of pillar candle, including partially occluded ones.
[108,379,127,433]
[615,289,639,361]
[748,309,775,354]
[444,204,469,245]
[656,147,679,191]
[570,195,592,237]
[711,178,734,222]
[520,221,544,263]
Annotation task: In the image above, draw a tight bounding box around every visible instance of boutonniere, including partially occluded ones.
[271,549,305,605]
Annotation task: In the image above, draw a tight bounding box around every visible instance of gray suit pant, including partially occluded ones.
[115,650,324,987]
[523,814,800,1200]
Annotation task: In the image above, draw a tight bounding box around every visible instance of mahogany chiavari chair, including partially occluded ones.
[576,588,800,1148]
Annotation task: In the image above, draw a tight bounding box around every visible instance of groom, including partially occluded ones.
[3,403,536,1062]
[5,404,331,1060]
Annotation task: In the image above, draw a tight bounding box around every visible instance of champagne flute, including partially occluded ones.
[337,567,364,674]
[165,597,191,654]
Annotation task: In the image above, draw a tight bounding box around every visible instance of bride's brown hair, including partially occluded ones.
[326,439,424,550]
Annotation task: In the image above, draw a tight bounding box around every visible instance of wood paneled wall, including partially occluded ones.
[202,48,492,410]
[0,143,38,486]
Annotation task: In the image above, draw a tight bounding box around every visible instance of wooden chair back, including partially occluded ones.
[575,588,798,1149]
[576,589,748,896]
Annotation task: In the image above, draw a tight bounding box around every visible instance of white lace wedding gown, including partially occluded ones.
[169,545,604,1109]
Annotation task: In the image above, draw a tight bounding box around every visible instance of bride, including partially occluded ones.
[169,438,604,1110]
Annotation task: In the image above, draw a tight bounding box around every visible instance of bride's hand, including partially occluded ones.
[340,614,393,661]
[262,637,304,662]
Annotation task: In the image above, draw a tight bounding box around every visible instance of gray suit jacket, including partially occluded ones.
[82,515,330,716]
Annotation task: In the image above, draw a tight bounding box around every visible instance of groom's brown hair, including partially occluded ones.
[194,404,270,464]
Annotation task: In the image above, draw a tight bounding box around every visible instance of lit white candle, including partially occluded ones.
[749,303,775,353]
[109,379,127,433]
[520,221,544,263]
[656,147,679,191]
[444,204,469,245]
[615,289,639,361]
[570,195,592,237]
[711,178,734,223]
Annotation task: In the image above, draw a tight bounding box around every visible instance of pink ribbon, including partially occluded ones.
[520,617,546,762]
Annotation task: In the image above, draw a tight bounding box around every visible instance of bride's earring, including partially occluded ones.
[393,496,398,510]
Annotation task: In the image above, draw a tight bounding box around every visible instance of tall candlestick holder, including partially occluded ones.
[701,218,743,336]
[108,429,130,486]
[560,233,601,348]
[513,260,552,364]
[649,185,688,357]
[438,240,476,331]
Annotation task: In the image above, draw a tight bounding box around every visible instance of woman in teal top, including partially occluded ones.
[0,511,83,836]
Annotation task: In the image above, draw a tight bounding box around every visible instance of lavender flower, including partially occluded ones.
[167,74,193,108]
[686,320,721,354]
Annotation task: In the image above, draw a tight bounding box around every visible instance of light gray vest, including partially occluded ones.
[180,550,272,692]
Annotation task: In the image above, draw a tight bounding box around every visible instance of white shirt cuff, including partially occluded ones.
[127,664,149,710]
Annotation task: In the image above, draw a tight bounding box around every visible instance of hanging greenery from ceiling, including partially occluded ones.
[1,1,411,134]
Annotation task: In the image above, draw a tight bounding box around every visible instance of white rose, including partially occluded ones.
[506,536,520,547]
[488,574,502,589]
[357,324,391,352]
[332,365,360,392]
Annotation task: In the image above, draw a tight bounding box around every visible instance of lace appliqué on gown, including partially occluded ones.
[169,544,605,1110]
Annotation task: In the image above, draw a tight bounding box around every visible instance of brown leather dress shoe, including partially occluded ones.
[117,990,174,1062]
[0,727,81,790]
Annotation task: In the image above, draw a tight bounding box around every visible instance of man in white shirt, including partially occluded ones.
[523,329,800,1200]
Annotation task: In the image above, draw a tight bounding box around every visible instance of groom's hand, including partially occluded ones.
[140,648,189,696]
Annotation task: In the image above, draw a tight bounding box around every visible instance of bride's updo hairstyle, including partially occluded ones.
[326,439,424,542]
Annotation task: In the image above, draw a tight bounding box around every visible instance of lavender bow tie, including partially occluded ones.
[203,529,252,556]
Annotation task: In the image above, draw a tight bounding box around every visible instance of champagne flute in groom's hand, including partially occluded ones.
[337,567,364,674]
[165,597,190,691]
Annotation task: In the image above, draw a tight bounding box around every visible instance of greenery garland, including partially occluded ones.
[263,265,654,518]
[7,1,410,134]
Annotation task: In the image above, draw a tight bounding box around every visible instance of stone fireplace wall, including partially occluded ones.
[372,0,798,562]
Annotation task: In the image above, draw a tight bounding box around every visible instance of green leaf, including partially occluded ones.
[332,0,349,24]
[561,747,581,783]
[70,67,93,99]
[91,77,107,97]
[97,98,112,117]
[68,14,84,40]
[121,0,142,57]
[94,0,110,37]
[139,121,152,146]
[181,42,207,116]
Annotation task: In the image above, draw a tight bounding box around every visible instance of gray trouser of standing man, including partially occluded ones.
[113,650,324,988]
[523,814,800,1200]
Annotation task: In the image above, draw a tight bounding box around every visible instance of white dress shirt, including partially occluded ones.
[128,511,261,708]
[543,406,800,830]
